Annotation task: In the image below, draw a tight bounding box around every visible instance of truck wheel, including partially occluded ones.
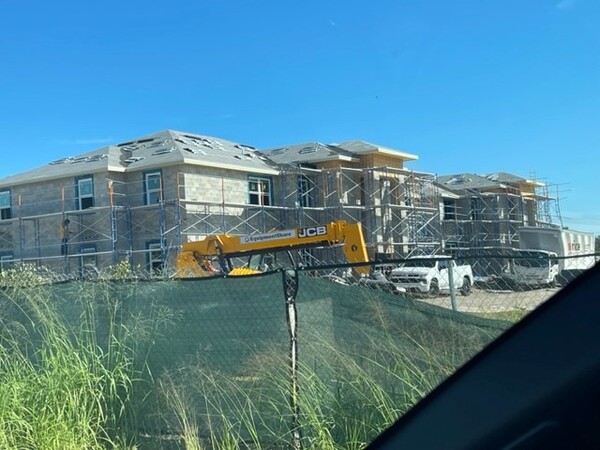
[428,279,440,297]
[460,277,472,296]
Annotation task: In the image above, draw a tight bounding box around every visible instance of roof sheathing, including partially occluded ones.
[437,173,507,192]
[486,172,545,188]
[0,148,113,187]
[0,130,279,187]
[261,142,359,165]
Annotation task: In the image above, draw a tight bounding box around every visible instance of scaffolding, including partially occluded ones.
[440,179,559,277]
[3,163,569,279]
[178,165,442,265]
[0,165,443,277]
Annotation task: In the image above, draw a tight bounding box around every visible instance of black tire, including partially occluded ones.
[428,278,440,297]
[460,277,472,296]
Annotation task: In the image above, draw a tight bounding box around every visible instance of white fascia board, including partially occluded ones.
[373,147,419,160]
[308,155,359,164]
[439,190,460,199]
[181,158,280,175]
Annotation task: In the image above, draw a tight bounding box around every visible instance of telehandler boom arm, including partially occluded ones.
[175,220,370,277]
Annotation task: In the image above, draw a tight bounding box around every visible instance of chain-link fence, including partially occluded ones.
[0,255,596,449]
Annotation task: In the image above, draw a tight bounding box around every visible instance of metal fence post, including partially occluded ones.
[283,269,302,449]
[448,259,458,312]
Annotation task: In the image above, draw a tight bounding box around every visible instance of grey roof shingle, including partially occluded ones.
[261,139,418,165]
[483,172,525,183]
[437,172,542,193]
[0,130,279,187]
[259,142,358,165]
[483,172,543,185]
[436,173,507,191]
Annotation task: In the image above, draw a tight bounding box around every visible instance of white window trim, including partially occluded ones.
[248,176,271,206]
[77,177,94,210]
[145,172,163,205]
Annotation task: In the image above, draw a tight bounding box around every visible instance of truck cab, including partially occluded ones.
[506,249,560,288]
[388,256,473,297]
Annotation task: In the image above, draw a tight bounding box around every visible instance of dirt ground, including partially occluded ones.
[411,286,560,314]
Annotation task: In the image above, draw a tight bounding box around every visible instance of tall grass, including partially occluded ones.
[154,283,504,450]
[0,264,169,449]
[0,265,505,449]
[158,324,482,449]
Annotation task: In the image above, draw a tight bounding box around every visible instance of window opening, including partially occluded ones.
[248,176,271,206]
[79,245,97,278]
[77,177,94,210]
[297,175,314,207]
[147,241,164,273]
[0,190,11,220]
[145,171,163,205]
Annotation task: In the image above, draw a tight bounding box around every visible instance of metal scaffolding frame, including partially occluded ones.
[439,180,559,277]
[178,165,442,261]
[0,165,444,276]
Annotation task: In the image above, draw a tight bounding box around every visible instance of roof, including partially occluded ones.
[0,130,279,187]
[334,140,418,161]
[437,173,509,192]
[261,140,418,165]
[437,171,546,194]
[260,142,358,165]
[484,172,545,187]
[436,183,461,199]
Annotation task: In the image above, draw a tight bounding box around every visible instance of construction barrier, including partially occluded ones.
[0,255,596,449]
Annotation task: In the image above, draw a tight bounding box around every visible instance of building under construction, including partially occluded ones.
[436,172,560,275]
[0,130,443,277]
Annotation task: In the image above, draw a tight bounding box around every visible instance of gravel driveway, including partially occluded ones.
[410,286,560,314]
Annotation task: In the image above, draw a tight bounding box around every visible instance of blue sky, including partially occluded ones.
[1,0,599,233]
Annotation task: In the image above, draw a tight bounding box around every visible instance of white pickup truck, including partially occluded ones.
[388,256,473,296]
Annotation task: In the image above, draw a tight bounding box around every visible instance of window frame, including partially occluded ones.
[79,244,97,277]
[75,175,94,210]
[470,197,482,221]
[297,175,314,208]
[0,253,13,271]
[146,240,164,274]
[443,198,457,221]
[248,175,272,206]
[0,189,11,220]
[144,170,163,205]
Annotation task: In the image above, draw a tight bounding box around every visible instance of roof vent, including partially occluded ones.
[123,156,144,164]
[183,147,206,155]
[153,148,173,155]
[269,148,285,155]
[299,146,317,154]
[183,134,204,141]
[86,154,107,162]
[118,141,135,147]
[49,157,72,165]
[446,175,472,185]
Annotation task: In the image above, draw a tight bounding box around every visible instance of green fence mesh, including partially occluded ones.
[0,262,529,449]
